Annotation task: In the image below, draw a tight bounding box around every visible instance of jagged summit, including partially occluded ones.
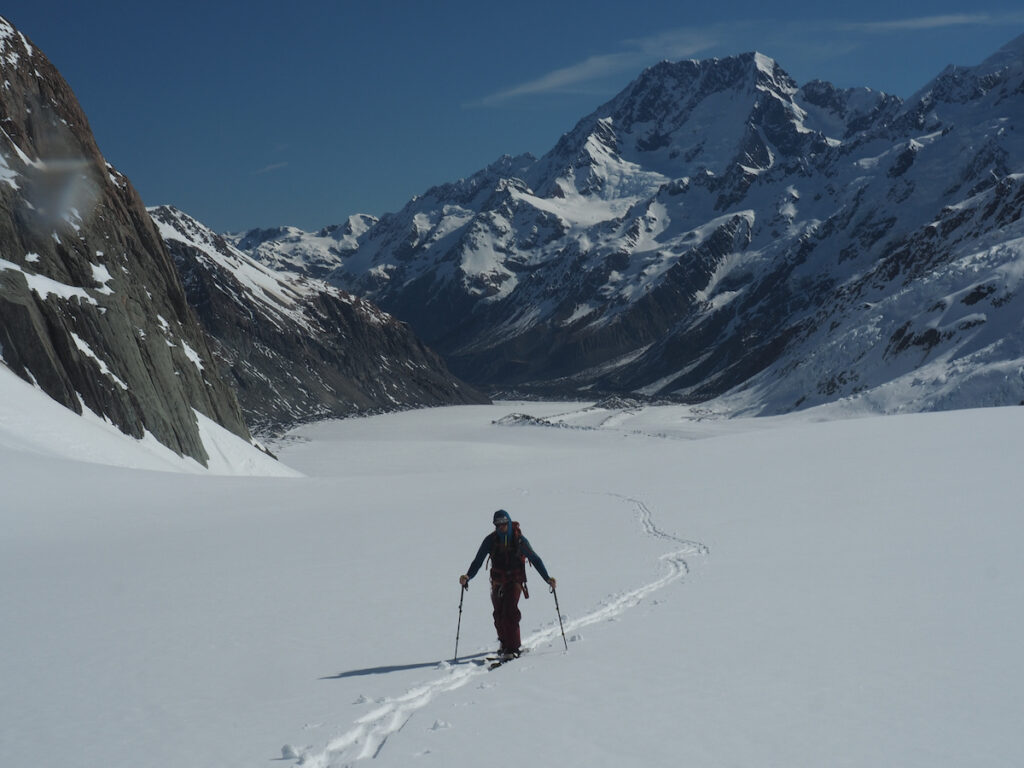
[237,33,1024,415]
[316,213,377,242]
[524,50,824,200]
[594,51,799,134]
[226,213,379,278]
[411,152,537,207]
[621,51,796,107]
[899,32,1024,130]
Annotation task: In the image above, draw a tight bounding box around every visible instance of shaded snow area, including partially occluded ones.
[2,397,1023,767]
[0,364,295,476]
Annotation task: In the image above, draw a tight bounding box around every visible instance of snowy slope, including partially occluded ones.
[150,205,384,333]
[225,214,377,279]
[0,362,295,475]
[235,37,1024,415]
[2,398,1022,767]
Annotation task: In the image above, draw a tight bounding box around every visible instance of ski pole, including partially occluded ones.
[551,583,568,651]
[453,583,467,662]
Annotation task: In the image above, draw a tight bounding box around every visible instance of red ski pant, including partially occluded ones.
[490,579,523,652]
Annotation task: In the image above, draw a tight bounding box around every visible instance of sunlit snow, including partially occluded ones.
[1,361,1021,767]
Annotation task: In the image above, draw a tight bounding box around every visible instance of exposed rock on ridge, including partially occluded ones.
[152,205,488,435]
[0,16,250,463]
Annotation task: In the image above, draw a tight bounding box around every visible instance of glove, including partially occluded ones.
[547,577,557,590]
[459,574,469,587]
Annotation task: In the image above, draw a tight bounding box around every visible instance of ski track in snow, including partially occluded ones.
[294,494,708,766]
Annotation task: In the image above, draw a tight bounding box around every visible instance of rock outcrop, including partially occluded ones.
[0,16,249,463]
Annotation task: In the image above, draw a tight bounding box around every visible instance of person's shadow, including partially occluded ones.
[320,652,491,679]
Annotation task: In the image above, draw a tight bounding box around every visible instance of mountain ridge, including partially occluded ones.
[153,205,488,435]
[226,36,1024,415]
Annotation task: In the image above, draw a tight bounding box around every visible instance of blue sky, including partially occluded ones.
[7,1,1024,233]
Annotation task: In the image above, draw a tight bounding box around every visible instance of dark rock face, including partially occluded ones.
[0,17,251,463]
[151,206,488,435]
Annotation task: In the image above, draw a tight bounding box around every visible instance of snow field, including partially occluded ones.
[2,400,1022,767]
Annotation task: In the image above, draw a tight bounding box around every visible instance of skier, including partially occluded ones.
[459,509,556,657]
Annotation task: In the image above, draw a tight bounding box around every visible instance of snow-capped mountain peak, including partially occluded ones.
[235,35,1024,414]
[226,213,379,280]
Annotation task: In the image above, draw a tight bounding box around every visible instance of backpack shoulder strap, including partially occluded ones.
[512,522,527,566]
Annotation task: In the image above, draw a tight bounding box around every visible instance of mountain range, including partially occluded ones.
[4,12,1024,458]
[234,36,1024,414]
[151,205,486,434]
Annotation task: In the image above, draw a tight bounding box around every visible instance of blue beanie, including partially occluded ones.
[493,509,513,547]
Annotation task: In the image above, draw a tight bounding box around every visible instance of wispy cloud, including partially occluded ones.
[475,30,717,106]
[840,13,1013,32]
[474,12,1024,106]
[479,53,644,104]
[254,162,288,175]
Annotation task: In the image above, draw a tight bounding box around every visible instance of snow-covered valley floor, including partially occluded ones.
[3,394,1022,767]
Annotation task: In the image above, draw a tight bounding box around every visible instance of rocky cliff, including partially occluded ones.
[0,16,250,463]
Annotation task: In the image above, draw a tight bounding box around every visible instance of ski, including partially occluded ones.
[484,649,525,669]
